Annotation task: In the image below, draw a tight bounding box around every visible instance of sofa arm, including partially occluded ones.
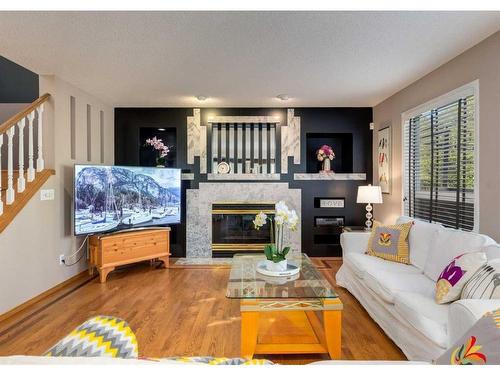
[448,299,500,347]
[340,232,371,256]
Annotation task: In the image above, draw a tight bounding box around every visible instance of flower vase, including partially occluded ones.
[265,259,288,272]
[320,158,332,174]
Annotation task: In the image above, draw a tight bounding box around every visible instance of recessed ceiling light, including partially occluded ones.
[276,94,290,101]
[158,128,166,131]
[196,95,208,101]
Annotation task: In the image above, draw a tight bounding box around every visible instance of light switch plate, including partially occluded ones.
[40,189,55,201]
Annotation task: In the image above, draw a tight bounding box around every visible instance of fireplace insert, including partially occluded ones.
[212,202,275,257]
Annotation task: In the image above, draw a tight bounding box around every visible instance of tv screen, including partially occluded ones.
[74,165,181,236]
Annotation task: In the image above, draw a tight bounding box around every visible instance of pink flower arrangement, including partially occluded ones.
[145,137,170,165]
[316,145,335,162]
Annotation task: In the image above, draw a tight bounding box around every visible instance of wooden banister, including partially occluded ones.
[0,93,50,135]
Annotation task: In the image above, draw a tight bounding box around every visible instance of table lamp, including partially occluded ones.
[356,184,383,231]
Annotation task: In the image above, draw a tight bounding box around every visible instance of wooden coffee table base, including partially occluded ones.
[240,298,342,359]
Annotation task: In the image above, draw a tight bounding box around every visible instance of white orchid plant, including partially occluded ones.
[253,201,299,263]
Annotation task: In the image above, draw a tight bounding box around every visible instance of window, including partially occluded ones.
[403,85,477,231]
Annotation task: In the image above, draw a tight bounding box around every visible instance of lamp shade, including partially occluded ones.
[357,185,383,204]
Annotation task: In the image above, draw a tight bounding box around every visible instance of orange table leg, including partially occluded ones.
[323,309,342,359]
[241,309,259,359]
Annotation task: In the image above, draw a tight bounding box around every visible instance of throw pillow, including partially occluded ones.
[366,221,413,264]
[435,252,487,304]
[461,259,500,300]
[434,309,500,365]
[44,316,138,358]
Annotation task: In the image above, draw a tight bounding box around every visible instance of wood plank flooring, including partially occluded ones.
[0,258,405,364]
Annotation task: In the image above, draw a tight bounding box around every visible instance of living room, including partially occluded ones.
[0,1,499,370]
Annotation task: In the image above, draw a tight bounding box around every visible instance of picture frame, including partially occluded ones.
[377,123,391,194]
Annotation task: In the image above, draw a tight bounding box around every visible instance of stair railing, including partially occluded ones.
[0,93,50,216]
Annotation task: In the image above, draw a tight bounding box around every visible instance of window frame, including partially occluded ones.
[400,80,480,232]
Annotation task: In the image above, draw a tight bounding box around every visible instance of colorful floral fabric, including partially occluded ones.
[435,252,487,304]
[435,309,500,365]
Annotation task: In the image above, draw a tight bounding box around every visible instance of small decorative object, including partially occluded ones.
[253,201,299,273]
[356,184,383,230]
[216,161,230,174]
[319,198,344,208]
[256,259,301,278]
[377,124,391,193]
[145,137,170,167]
[316,144,335,173]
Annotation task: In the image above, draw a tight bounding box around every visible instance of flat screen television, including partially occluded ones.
[74,165,181,236]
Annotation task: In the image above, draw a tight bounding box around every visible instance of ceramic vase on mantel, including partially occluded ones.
[320,158,333,174]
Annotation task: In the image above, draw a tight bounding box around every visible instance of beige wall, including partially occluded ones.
[0,76,114,314]
[373,31,500,240]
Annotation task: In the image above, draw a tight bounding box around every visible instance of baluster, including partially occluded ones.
[0,134,3,215]
[36,104,45,172]
[17,119,26,193]
[27,111,35,182]
[6,126,15,205]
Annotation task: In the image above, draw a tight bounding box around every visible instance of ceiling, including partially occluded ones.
[0,11,499,107]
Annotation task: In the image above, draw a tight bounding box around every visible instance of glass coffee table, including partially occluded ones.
[226,254,343,359]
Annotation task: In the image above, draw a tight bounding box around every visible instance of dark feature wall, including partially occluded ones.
[115,107,373,257]
[0,56,39,103]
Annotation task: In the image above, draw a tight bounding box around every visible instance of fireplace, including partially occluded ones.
[212,202,275,257]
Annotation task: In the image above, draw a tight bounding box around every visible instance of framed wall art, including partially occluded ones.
[377,124,391,194]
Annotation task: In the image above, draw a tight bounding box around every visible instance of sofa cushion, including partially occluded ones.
[435,252,487,304]
[366,221,412,264]
[461,259,500,299]
[364,268,435,304]
[394,292,449,348]
[396,216,443,270]
[424,228,494,282]
[344,252,421,280]
[482,244,500,261]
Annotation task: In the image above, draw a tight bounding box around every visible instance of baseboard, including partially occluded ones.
[0,270,94,324]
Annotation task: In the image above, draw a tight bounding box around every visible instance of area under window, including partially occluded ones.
[402,84,477,231]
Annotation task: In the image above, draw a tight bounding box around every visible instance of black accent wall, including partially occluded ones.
[115,107,373,257]
[0,56,39,103]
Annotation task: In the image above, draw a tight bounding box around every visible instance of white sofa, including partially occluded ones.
[336,216,500,362]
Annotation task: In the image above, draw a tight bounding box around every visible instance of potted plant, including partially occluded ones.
[253,201,299,272]
[316,144,335,173]
[145,137,170,167]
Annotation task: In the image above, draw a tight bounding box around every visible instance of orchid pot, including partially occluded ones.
[145,137,170,167]
[253,201,299,272]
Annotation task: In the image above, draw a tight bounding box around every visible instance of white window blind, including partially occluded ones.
[403,95,475,231]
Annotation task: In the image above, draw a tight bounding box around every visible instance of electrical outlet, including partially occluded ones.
[59,254,65,265]
[41,189,55,201]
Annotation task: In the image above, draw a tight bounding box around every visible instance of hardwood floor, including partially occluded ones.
[0,258,405,364]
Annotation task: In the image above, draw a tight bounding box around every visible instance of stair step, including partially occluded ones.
[0,169,55,233]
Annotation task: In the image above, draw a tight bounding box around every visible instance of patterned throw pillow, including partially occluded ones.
[461,259,500,299]
[366,221,413,264]
[435,252,487,304]
[434,309,500,364]
[164,356,274,365]
[44,316,138,359]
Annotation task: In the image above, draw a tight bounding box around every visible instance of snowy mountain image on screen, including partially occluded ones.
[74,166,181,235]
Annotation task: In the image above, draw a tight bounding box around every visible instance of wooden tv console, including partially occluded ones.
[88,227,170,283]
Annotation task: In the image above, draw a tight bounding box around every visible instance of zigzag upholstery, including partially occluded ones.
[44,316,138,359]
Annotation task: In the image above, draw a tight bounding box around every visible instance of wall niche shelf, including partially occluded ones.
[294,173,366,181]
[207,173,280,181]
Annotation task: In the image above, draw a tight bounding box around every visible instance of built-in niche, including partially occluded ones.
[306,133,353,173]
[139,127,177,167]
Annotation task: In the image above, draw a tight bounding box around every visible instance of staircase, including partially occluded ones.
[0,93,55,233]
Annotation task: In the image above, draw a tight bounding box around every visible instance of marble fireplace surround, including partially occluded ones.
[186,182,301,258]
